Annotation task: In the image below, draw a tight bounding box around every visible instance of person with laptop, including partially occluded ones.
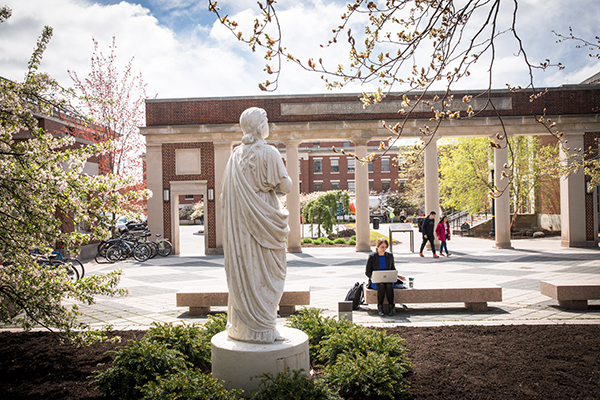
[365,238,407,316]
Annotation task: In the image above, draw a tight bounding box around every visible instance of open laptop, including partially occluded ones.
[371,270,398,283]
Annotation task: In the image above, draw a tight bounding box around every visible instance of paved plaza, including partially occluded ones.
[52,224,600,331]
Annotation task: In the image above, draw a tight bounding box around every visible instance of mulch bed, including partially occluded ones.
[1,324,599,399]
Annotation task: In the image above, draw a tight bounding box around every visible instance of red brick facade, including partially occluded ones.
[147,88,600,127]
[161,142,216,248]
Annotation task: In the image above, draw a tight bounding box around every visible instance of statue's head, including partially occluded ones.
[240,107,268,144]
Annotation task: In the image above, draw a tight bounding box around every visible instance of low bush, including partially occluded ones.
[324,350,411,400]
[250,368,342,400]
[141,369,242,400]
[333,238,346,244]
[322,238,335,245]
[351,235,356,241]
[145,323,206,368]
[301,238,314,244]
[318,324,408,366]
[92,340,189,400]
[347,239,356,245]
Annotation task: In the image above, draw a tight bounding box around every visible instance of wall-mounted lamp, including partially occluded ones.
[587,182,595,194]
[163,189,170,202]
[208,188,215,201]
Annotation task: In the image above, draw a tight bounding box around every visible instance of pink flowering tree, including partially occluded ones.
[0,7,149,343]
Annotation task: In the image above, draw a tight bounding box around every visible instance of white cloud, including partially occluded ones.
[1,0,598,101]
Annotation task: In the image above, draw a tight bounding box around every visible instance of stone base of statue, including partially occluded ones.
[211,326,310,396]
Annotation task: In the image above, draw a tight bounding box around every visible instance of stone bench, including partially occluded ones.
[176,285,310,316]
[364,283,502,312]
[540,281,600,310]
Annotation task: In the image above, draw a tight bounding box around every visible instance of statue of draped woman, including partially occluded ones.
[221,107,292,343]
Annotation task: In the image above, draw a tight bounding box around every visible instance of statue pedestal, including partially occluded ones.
[211,326,310,395]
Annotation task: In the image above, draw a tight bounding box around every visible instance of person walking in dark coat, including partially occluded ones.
[419,211,439,258]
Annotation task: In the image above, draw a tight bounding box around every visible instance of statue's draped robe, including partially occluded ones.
[221,141,290,343]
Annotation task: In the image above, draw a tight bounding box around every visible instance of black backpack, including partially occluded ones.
[344,282,364,310]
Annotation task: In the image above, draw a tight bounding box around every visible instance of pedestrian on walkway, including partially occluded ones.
[436,215,451,256]
[419,211,439,258]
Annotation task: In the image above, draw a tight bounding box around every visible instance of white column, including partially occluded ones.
[285,140,302,253]
[145,143,164,237]
[353,139,371,252]
[560,133,587,247]
[423,136,440,231]
[493,141,512,249]
[214,141,233,253]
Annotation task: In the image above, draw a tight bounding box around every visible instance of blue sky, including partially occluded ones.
[1,0,599,99]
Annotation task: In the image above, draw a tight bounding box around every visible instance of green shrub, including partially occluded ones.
[324,351,411,400]
[322,238,334,245]
[318,325,408,366]
[301,238,314,244]
[313,237,325,244]
[202,313,228,339]
[92,340,189,399]
[144,323,206,367]
[347,239,356,245]
[351,235,356,241]
[333,238,346,244]
[286,308,354,365]
[250,368,342,400]
[141,369,242,400]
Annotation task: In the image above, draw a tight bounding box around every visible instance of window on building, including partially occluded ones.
[398,158,406,172]
[314,181,323,191]
[314,159,322,173]
[348,180,355,192]
[298,159,301,173]
[343,141,351,148]
[347,158,355,173]
[369,180,374,191]
[368,161,373,172]
[313,142,320,148]
[331,181,340,190]
[185,194,194,200]
[381,157,390,172]
[381,180,391,192]
[331,158,339,173]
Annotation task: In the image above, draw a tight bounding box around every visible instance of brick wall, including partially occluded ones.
[162,142,216,248]
[146,87,600,126]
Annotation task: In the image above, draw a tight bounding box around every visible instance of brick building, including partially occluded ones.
[141,85,600,254]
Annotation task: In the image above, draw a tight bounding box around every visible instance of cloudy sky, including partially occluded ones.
[1,0,599,100]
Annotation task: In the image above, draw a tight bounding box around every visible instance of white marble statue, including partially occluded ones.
[221,107,292,343]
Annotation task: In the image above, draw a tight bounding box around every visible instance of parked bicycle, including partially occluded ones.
[35,252,80,281]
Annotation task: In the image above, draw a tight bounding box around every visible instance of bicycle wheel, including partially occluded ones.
[66,258,85,279]
[133,243,151,262]
[97,240,111,257]
[54,261,79,282]
[157,240,173,256]
[148,241,159,258]
[106,245,122,263]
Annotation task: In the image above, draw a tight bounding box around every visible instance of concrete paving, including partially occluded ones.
[3,224,600,330]
[60,224,600,330]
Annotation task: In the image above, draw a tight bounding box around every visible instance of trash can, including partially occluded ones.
[372,217,380,230]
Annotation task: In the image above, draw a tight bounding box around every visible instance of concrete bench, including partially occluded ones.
[364,283,502,312]
[176,285,310,316]
[540,281,600,310]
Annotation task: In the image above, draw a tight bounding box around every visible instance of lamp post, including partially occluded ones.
[489,169,496,237]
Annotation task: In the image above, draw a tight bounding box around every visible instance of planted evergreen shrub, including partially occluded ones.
[301,238,314,244]
[318,324,409,366]
[145,323,206,367]
[92,341,189,400]
[322,238,334,245]
[348,239,356,245]
[333,238,346,244]
[324,350,411,400]
[250,368,342,400]
[141,369,242,400]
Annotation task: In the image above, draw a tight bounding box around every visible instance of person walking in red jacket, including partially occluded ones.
[435,215,451,256]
